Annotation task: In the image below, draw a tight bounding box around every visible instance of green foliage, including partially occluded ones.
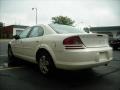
[52,16,74,26]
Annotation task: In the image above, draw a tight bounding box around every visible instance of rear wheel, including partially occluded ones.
[37,51,55,76]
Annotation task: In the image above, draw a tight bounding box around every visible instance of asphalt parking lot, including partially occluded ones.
[0,40,120,90]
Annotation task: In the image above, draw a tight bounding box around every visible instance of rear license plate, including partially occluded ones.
[99,52,107,61]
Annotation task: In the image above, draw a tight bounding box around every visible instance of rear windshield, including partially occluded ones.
[49,24,86,34]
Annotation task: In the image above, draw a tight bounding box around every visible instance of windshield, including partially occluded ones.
[49,24,86,34]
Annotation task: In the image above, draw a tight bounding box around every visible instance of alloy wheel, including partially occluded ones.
[39,55,49,74]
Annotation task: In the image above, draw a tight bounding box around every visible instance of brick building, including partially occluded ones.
[2,25,28,39]
[0,22,4,38]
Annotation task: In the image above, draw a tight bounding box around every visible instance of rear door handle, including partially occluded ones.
[36,41,39,43]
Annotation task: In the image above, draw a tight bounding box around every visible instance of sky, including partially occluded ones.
[0,0,120,26]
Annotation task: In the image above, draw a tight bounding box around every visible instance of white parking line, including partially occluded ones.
[0,67,24,71]
[0,55,8,57]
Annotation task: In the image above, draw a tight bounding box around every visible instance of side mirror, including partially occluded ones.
[13,35,20,40]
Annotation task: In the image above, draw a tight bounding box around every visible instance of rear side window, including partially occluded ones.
[29,26,44,37]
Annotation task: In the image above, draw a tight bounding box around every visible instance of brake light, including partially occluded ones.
[63,36,85,49]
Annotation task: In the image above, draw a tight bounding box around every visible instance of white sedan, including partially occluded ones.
[8,24,113,75]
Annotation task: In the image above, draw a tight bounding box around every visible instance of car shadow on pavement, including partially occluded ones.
[7,57,103,81]
[52,69,100,82]
[7,57,111,79]
[6,58,119,90]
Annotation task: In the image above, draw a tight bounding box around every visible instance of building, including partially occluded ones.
[90,26,120,39]
[2,25,28,39]
[0,22,4,38]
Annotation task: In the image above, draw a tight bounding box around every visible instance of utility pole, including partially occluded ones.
[32,8,38,25]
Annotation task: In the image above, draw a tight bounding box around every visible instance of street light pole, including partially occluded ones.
[32,8,38,25]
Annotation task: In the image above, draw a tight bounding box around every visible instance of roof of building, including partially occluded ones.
[4,25,29,29]
[12,25,29,29]
[90,26,120,32]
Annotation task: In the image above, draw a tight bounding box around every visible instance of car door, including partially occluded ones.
[21,26,44,62]
[13,27,31,57]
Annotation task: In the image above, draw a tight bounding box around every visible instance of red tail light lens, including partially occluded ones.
[63,36,85,49]
[63,36,81,45]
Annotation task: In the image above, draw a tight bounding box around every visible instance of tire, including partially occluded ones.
[113,46,118,50]
[8,46,16,65]
[37,51,55,76]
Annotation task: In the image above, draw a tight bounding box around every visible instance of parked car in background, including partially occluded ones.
[8,24,113,76]
[109,36,120,50]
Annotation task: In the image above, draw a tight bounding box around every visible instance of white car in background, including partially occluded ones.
[8,24,113,75]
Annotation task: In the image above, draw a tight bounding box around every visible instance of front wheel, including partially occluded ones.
[38,51,55,76]
[8,46,16,65]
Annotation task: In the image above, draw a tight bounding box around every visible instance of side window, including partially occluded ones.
[29,26,44,37]
[19,27,31,39]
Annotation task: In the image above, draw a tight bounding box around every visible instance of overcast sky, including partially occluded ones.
[0,0,120,26]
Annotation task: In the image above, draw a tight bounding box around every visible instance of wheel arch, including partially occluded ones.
[35,46,57,67]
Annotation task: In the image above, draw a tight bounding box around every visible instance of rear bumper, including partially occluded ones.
[54,47,113,70]
[56,60,111,70]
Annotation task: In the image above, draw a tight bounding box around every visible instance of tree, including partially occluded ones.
[52,16,74,26]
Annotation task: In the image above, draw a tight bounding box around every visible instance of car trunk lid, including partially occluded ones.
[79,34,109,48]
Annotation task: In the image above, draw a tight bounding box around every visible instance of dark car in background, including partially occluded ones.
[109,36,120,50]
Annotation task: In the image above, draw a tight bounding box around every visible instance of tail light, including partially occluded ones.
[63,36,85,49]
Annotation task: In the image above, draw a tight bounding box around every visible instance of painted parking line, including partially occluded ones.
[0,55,8,57]
[0,67,24,71]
